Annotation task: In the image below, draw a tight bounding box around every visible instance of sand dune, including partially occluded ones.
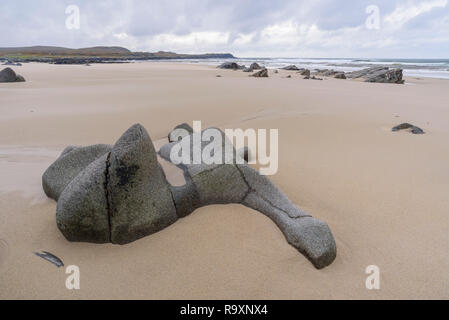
[0,62,448,299]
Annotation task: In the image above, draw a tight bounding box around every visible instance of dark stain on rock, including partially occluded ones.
[115,161,139,186]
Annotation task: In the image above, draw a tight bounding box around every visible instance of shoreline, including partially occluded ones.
[4,59,449,80]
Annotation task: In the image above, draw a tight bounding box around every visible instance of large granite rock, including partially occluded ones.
[346,67,404,84]
[52,124,177,245]
[159,128,337,269]
[107,124,178,244]
[0,67,25,82]
[46,124,337,269]
[251,68,268,78]
[42,144,112,201]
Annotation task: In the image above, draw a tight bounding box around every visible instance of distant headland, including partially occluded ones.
[0,46,235,64]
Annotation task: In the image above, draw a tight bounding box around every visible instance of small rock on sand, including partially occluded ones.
[392,123,425,134]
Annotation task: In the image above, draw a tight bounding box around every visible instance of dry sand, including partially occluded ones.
[0,62,448,299]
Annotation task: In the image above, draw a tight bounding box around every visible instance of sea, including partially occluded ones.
[161,57,449,79]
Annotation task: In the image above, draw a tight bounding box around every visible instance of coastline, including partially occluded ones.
[1,62,448,299]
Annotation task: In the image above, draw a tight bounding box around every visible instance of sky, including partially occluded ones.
[1,0,449,58]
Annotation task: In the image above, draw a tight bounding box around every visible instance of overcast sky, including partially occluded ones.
[1,0,449,58]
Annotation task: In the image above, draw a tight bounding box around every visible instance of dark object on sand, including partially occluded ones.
[0,67,25,82]
[334,73,346,79]
[43,124,337,269]
[34,251,64,268]
[392,123,425,134]
[251,68,268,78]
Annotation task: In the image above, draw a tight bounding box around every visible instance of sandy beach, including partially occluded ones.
[0,62,448,299]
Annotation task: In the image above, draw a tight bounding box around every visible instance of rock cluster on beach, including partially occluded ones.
[2,61,22,66]
[217,63,404,84]
[43,124,337,269]
[0,67,25,82]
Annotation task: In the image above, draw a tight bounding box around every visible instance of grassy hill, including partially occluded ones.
[0,46,235,63]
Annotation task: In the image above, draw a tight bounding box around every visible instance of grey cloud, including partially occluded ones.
[0,0,448,58]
